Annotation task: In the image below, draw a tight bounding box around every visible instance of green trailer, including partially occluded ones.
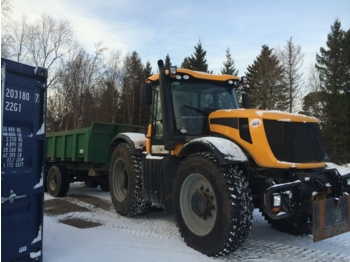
[45,121,145,197]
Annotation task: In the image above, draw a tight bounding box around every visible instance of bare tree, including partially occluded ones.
[3,12,76,87]
[57,43,107,130]
[1,0,13,57]
[1,0,12,20]
[98,49,123,123]
[277,37,304,113]
[300,64,327,123]
[46,90,68,131]
[307,64,322,93]
[25,13,77,87]
[5,14,30,62]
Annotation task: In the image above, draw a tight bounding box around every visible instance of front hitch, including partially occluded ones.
[264,180,301,219]
[264,169,349,218]
[264,168,350,241]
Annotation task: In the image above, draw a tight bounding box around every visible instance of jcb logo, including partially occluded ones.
[334,209,341,223]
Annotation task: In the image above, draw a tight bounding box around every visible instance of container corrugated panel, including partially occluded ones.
[1,58,47,262]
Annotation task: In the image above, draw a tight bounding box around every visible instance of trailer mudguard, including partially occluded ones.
[177,137,248,165]
[108,132,146,155]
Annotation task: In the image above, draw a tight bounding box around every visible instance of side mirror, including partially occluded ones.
[240,76,247,87]
[141,84,152,105]
[242,93,249,109]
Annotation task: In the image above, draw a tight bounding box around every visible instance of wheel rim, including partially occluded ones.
[113,159,128,202]
[180,173,217,236]
[49,172,58,191]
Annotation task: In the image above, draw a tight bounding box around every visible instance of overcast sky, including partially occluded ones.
[9,0,350,78]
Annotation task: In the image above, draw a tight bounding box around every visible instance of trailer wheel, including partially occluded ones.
[47,165,70,197]
[99,178,110,192]
[84,177,99,188]
[260,210,311,235]
[109,143,150,217]
[44,164,51,192]
[173,152,253,256]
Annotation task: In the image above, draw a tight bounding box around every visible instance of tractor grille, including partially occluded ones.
[263,120,325,163]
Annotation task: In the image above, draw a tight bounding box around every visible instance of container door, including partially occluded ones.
[1,58,47,262]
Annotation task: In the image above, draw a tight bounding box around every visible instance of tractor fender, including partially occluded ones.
[178,137,248,165]
[108,132,146,155]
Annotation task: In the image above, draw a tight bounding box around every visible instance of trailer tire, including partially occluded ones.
[109,143,150,217]
[99,179,110,192]
[84,177,99,188]
[47,165,70,197]
[260,210,311,235]
[173,152,253,256]
[44,164,51,193]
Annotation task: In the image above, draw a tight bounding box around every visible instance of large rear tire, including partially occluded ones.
[47,165,70,197]
[109,143,150,217]
[173,152,253,256]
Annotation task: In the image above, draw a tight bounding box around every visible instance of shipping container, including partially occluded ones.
[1,58,47,261]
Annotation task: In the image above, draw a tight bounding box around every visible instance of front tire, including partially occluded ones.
[173,152,253,256]
[109,143,150,217]
[47,165,70,197]
[260,210,311,235]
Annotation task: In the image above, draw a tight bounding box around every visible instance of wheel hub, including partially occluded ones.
[121,170,128,189]
[191,190,212,218]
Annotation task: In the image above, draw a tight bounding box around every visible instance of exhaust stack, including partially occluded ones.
[157,59,174,150]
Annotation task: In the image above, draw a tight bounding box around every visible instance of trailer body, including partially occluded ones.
[46,121,145,197]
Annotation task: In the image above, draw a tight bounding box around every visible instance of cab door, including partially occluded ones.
[149,85,168,154]
[143,84,172,204]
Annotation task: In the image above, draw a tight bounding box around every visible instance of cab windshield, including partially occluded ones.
[171,81,239,134]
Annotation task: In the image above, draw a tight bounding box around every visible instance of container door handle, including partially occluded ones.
[1,190,27,204]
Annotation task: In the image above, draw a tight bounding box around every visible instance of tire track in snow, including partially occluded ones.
[44,196,350,261]
[225,239,350,262]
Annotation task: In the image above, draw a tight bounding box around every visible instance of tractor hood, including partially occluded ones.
[209,109,319,124]
[208,109,325,169]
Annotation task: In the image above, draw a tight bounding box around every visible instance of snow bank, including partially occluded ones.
[325,162,350,176]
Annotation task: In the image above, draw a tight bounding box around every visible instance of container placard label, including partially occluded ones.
[2,126,27,169]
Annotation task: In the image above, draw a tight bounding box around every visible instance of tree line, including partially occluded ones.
[1,0,349,163]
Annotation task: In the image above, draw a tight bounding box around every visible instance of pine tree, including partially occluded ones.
[316,19,348,94]
[344,28,350,95]
[119,51,145,125]
[181,57,191,69]
[221,47,238,76]
[164,54,172,70]
[143,61,153,78]
[300,91,327,121]
[181,39,209,72]
[245,45,287,110]
[315,19,350,162]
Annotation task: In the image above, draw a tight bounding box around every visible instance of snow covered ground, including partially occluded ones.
[43,163,350,262]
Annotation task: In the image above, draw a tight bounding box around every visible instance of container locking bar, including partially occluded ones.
[1,190,26,204]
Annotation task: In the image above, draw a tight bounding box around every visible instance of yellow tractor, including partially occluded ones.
[108,60,350,256]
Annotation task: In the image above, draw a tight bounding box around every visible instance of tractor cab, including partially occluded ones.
[141,62,247,153]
